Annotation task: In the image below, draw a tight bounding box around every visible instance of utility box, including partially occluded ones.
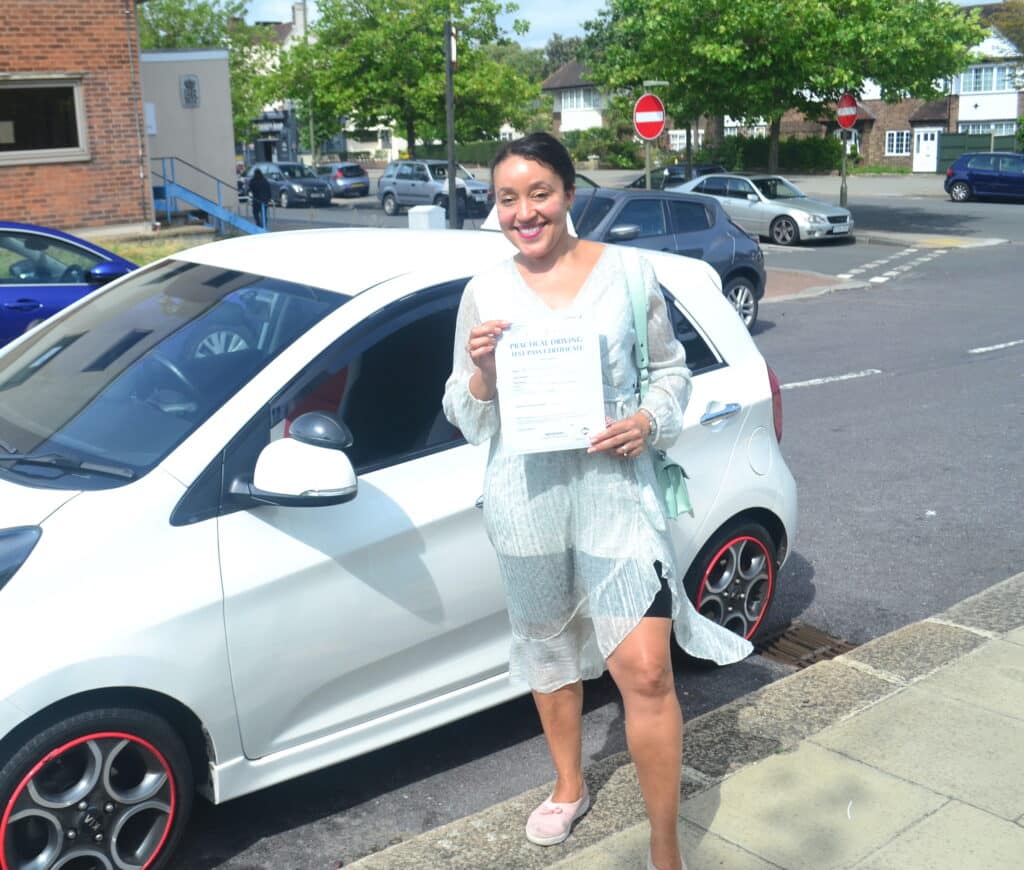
[408,205,446,229]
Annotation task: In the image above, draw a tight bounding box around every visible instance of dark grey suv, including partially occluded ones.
[571,188,766,329]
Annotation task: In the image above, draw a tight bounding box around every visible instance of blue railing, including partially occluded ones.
[150,157,266,235]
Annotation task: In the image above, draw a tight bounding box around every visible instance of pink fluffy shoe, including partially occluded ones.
[525,783,591,846]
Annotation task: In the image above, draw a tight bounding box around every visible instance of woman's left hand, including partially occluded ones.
[588,412,651,460]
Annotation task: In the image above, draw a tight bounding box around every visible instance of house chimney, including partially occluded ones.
[292,2,306,38]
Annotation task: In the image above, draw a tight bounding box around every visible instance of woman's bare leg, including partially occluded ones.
[532,680,586,802]
[607,617,683,870]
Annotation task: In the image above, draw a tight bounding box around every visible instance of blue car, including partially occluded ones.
[0,222,136,347]
[945,152,1024,202]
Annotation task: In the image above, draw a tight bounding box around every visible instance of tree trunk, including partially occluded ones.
[684,121,693,178]
[406,116,416,158]
[769,116,781,173]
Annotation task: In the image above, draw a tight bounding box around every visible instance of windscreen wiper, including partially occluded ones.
[0,452,135,480]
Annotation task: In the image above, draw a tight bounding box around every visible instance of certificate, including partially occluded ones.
[495,319,606,454]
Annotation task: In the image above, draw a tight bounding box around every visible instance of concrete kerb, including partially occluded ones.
[344,571,1024,870]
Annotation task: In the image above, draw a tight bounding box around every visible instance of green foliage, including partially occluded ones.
[698,135,842,173]
[543,34,584,77]
[991,0,1024,55]
[561,97,640,168]
[582,0,987,171]
[1018,117,1024,150]
[418,140,504,164]
[287,0,538,155]
[138,0,277,145]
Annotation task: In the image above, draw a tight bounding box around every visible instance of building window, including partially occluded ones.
[885,130,911,156]
[562,87,597,111]
[960,65,1015,93]
[958,121,1016,136]
[0,76,89,166]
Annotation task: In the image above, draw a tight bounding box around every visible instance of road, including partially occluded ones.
[178,191,1024,869]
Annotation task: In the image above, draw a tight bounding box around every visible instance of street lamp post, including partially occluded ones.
[444,18,461,229]
[642,80,668,190]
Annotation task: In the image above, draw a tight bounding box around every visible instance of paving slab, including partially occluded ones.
[549,818,779,870]
[911,638,1024,722]
[940,570,1024,634]
[813,688,1024,821]
[852,800,1024,870]
[1005,625,1024,646]
[680,741,946,870]
[841,620,987,683]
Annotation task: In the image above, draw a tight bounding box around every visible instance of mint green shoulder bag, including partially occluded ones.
[623,249,693,519]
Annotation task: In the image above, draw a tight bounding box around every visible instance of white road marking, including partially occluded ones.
[781,369,884,390]
[968,339,1024,355]
[869,276,889,283]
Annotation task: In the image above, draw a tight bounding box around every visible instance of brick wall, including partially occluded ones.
[0,0,151,229]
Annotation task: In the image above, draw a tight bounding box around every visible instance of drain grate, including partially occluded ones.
[756,622,857,669]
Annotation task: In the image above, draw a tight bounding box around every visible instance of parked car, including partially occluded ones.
[377,159,492,216]
[568,188,767,329]
[316,161,371,198]
[238,161,333,208]
[0,228,795,870]
[944,151,1024,202]
[0,221,136,347]
[672,173,853,246]
[627,163,728,190]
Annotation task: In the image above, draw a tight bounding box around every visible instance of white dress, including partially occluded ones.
[442,246,753,693]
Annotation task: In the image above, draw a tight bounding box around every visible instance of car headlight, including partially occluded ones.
[808,214,827,224]
[290,183,303,192]
[0,526,42,592]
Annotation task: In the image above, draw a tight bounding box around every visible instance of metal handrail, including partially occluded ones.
[149,155,265,233]
[149,155,236,189]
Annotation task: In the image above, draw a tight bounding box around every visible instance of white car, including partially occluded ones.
[0,229,796,869]
[670,173,853,246]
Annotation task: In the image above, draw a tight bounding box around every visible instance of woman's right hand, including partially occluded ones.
[467,319,510,399]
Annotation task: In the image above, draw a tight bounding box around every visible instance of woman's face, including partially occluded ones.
[492,155,574,261]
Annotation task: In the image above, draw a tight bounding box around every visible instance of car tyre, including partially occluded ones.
[949,181,972,203]
[769,215,799,246]
[382,193,399,216]
[278,190,290,209]
[683,521,777,641]
[0,706,193,870]
[723,276,759,330]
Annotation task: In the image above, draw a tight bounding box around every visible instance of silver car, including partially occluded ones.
[671,173,853,246]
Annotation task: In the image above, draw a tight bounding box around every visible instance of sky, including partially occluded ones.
[246,0,997,51]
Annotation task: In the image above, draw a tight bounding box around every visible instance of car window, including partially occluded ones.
[752,177,803,199]
[382,163,397,179]
[263,282,465,475]
[998,155,1024,174]
[0,261,348,488]
[966,154,996,170]
[666,201,712,234]
[726,178,755,199]
[697,177,728,196]
[397,164,415,180]
[571,193,616,237]
[340,165,365,178]
[612,200,667,238]
[414,165,430,181]
[661,291,720,374]
[0,231,104,285]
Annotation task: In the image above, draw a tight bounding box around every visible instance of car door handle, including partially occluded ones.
[4,300,43,311]
[475,496,484,509]
[700,403,741,425]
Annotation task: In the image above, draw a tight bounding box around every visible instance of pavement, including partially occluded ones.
[344,570,1024,869]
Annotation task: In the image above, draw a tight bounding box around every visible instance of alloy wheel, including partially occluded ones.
[949,181,971,203]
[724,279,758,329]
[770,216,798,246]
[694,534,775,639]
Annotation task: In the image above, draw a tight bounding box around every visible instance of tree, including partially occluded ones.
[583,0,987,171]
[138,0,278,146]
[291,0,539,156]
[991,0,1024,55]
[543,34,584,77]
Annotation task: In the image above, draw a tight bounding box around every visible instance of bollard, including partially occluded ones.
[408,205,446,230]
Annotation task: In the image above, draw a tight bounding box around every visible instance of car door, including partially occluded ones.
[604,198,674,252]
[693,176,741,224]
[0,228,103,345]
[966,154,999,196]
[393,162,418,205]
[216,282,509,759]
[665,198,718,262]
[997,154,1024,198]
[725,178,769,236]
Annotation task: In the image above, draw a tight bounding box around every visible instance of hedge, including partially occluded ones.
[698,134,843,173]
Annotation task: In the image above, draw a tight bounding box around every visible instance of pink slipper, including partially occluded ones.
[525,783,590,846]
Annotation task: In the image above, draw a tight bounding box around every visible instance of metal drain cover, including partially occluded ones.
[756,622,857,669]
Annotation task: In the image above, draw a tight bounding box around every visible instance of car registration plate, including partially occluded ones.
[831,223,849,234]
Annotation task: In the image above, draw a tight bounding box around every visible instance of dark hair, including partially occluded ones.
[490,132,575,192]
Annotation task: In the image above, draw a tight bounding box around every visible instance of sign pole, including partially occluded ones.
[645,140,651,190]
[444,19,461,229]
[840,131,848,207]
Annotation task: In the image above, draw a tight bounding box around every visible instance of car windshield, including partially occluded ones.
[752,177,805,199]
[431,164,474,181]
[0,260,347,489]
[279,164,316,179]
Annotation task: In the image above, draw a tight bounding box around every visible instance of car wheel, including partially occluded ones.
[684,521,777,640]
[769,215,799,246]
[433,193,449,214]
[382,193,399,216]
[0,707,193,870]
[278,190,290,208]
[724,276,759,330]
[949,181,971,203]
[188,324,256,359]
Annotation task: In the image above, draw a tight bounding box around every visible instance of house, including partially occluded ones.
[0,0,152,231]
[541,61,606,134]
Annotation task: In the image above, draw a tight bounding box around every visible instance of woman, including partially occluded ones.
[442,133,751,870]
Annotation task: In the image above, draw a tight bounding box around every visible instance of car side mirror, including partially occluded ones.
[86,261,133,285]
[270,172,283,181]
[608,224,641,242]
[747,193,759,202]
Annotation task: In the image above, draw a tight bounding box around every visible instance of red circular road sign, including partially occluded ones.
[837,92,858,130]
[633,93,666,140]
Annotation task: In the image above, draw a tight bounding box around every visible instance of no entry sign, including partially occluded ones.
[837,92,858,130]
[633,93,666,140]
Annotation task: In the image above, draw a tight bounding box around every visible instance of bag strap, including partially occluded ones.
[623,248,650,401]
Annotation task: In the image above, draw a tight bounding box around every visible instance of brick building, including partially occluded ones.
[0,0,151,230]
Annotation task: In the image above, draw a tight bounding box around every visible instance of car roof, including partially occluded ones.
[575,187,720,206]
